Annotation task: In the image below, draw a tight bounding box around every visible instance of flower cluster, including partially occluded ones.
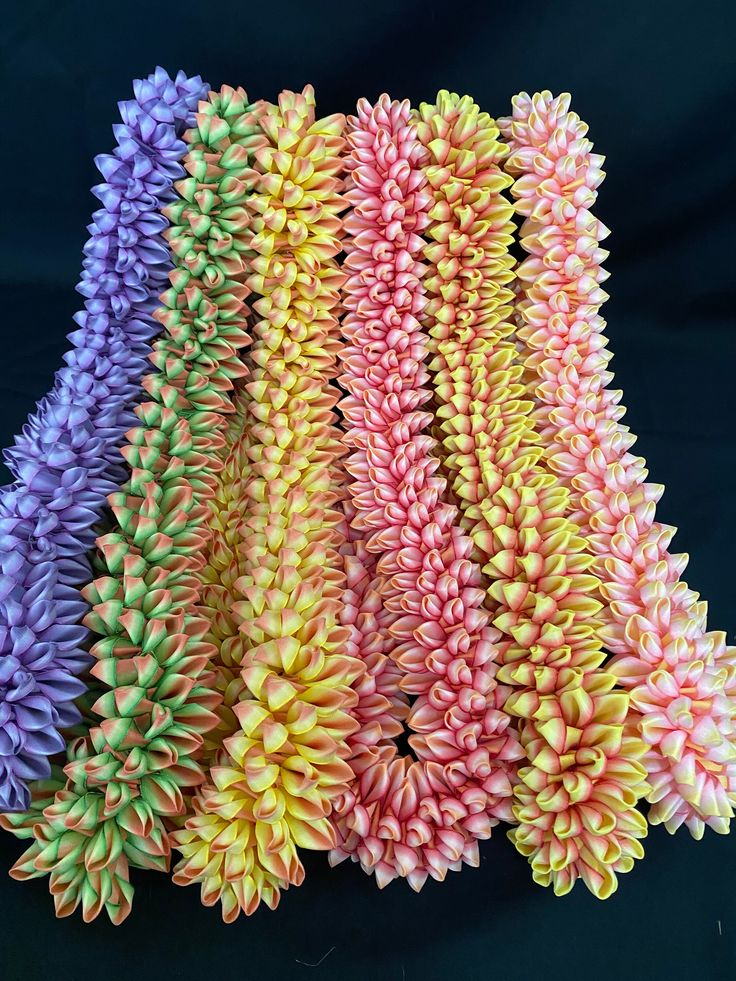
[500,90,736,838]
[171,87,363,921]
[2,85,263,922]
[0,67,207,813]
[332,94,522,891]
[416,90,649,898]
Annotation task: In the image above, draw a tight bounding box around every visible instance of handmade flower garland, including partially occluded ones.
[1,85,264,922]
[499,90,736,838]
[0,77,733,922]
[170,86,363,921]
[0,68,207,813]
[414,90,649,898]
[331,94,523,891]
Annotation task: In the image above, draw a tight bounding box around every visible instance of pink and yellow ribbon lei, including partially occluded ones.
[331,94,523,890]
[500,90,736,838]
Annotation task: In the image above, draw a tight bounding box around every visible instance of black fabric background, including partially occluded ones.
[0,1,734,978]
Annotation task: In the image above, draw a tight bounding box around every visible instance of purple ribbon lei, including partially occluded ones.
[0,67,209,811]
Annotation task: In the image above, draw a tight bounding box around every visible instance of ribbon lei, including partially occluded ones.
[2,85,260,923]
[331,94,522,890]
[415,90,649,899]
[500,90,736,838]
[172,86,362,921]
[1,79,733,922]
[0,68,208,814]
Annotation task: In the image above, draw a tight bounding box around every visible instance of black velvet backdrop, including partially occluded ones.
[1,1,735,978]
